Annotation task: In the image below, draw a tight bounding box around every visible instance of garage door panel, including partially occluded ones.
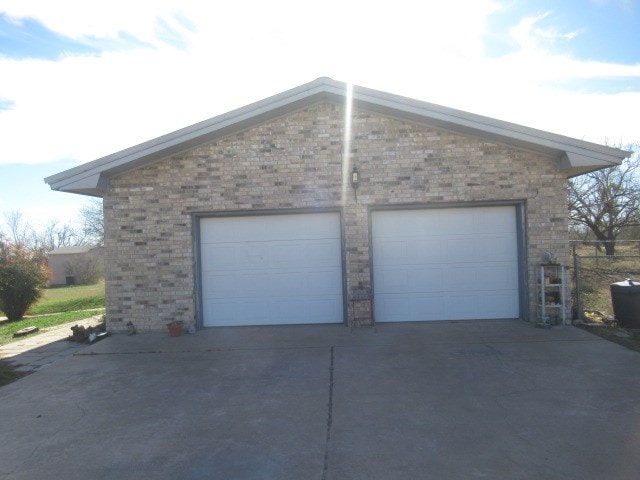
[266,272,311,295]
[475,235,516,260]
[441,236,516,264]
[479,292,519,317]
[375,292,520,322]
[447,292,487,317]
[201,244,269,271]
[377,294,447,321]
[376,296,410,322]
[270,243,304,265]
[204,295,343,326]
[239,300,274,322]
[412,294,447,319]
[201,214,340,243]
[442,209,487,235]
[307,268,344,293]
[440,264,516,289]
[271,270,342,296]
[407,267,447,292]
[203,301,237,326]
[245,246,269,266]
[204,240,341,272]
[206,272,275,297]
[481,265,518,288]
[270,241,340,267]
[204,273,242,297]
[374,241,408,265]
[200,246,237,271]
[277,297,343,323]
[201,213,343,326]
[375,268,408,292]
[442,265,482,289]
[407,240,442,264]
[301,242,343,267]
[376,240,444,266]
[475,208,514,233]
[265,214,338,240]
[204,300,261,326]
[206,267,343,300]
[372,206,519,322]
[199,219,227,243]
[442,238,477,262]
[371,215,412,238]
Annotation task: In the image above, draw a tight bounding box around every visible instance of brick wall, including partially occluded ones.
[104,102,568,331]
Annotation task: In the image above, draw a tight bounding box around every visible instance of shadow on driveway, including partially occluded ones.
[1,320,639,479]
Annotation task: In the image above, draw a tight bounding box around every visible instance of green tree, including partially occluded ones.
[568,145,639,256]
[0,238,49,321]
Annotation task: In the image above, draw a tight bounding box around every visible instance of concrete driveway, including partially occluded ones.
[1,320,640,479]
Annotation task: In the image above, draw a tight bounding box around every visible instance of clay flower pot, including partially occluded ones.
[167,320,184,337]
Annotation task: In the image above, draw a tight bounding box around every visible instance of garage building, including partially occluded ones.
[45,78,629,331]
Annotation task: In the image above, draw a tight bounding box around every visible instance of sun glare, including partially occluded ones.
[341,82,353,206]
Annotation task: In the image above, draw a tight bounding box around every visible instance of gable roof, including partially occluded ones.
[45,77,631,196]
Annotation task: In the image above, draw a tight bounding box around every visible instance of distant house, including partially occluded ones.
[47,246,103,286]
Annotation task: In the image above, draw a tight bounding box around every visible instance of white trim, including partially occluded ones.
[45,77,630,196]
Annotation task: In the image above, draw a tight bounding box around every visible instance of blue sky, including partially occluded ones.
[485,0,640,64]
[0,0,639,231]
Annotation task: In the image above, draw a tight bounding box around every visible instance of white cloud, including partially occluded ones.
[0,0,638,170]
[510,12,581,48]
[0,0,189,47]
[0,0,503,164]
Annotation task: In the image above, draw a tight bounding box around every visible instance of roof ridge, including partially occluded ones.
[45,77,631,196]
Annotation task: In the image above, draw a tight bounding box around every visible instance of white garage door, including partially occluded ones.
[372,206,520,322]
[200,212,343,326]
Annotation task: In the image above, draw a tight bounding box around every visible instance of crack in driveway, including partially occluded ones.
[322,346,335,480]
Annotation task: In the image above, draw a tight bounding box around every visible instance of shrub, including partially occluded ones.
[0,242,49,321]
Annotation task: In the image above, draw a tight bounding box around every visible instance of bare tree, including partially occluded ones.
[568,145,640,255]
[2,211,84,254]
[65,251,104,284]
[32,220,83,252]
[4,210,31,245]
[78,199,104,246]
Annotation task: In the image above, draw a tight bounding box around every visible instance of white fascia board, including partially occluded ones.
[45,77,631,195]
[45,172,108,197]
[351,85,629,168]
[558,151,629,178]
[45,79,337,195]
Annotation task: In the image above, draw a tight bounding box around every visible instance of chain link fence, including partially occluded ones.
[571,240,640,322]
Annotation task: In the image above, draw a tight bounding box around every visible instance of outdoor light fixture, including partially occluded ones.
[351,166,359,202]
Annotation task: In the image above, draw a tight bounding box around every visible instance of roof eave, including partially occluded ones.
[559,150,632,178]
[45,172,109,197]
[44,77,631,195]
[45,78,345,195]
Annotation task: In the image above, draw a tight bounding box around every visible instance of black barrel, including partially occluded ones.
[610,280,640,328]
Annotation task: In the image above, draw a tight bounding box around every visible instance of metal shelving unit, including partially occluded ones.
[538,264,567,328]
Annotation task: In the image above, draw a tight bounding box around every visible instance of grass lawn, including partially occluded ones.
[0,281,104,318]
[27,281,105,315]
[572,245,640,352]
[0,281,106,347]
[0,309,106,346]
